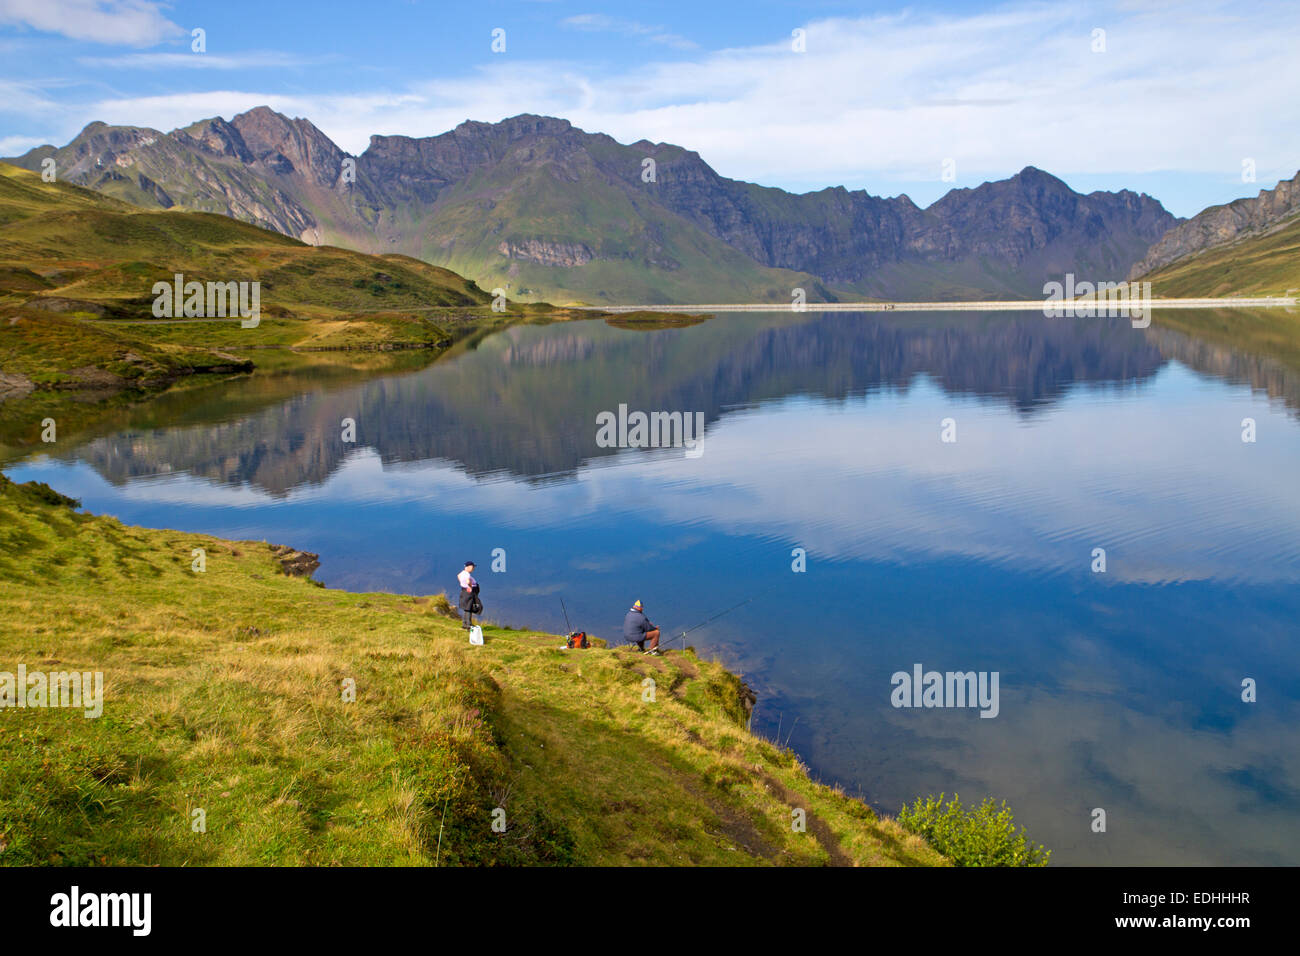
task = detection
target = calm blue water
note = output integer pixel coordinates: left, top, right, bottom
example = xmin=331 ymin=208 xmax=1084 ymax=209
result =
xmin=10 ymin=311 xmax=1300 ymax=865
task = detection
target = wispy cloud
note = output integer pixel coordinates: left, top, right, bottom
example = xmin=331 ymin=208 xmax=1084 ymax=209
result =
xmin=77 ymin=50 xmax=335 ymax=70
xmin=0 ymin=77 xmax=62 ymax=119
xmin=561 ymin=13 xmax=697 ymax=51
xmin=0 ymin=133 xmax=45 ymax=153
xmin=0 ymin=0 xmax=183 ymax=46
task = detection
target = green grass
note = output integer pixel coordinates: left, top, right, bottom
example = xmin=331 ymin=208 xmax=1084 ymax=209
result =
xmin=0 ymin=162 xmax=493 ymax=390
xmin=0 ymin=475 xmax=947 ymax=866
xmin=0 ymin=163 xmax=488 ymax=314
xmin=0 ymin=310 xmax=253 ymax=384
xmin=1142 ymin=213 xmax=1300 ymax=297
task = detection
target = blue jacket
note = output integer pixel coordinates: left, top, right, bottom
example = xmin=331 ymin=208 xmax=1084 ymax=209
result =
xmin=623 ymin=608 xmax=654 ymax=643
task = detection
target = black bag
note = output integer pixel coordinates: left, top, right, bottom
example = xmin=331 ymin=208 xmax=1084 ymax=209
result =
xmin=460 ymin=585 xmax=483 ymax=615
xmin=566 ymin=631 xmax=590 ymax=649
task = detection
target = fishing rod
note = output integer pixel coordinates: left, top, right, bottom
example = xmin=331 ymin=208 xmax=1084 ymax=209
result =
xmin=560 ymin=597 xmax=573 ymax=634
xmin=668 ymin=598 xmax=752 ymax=651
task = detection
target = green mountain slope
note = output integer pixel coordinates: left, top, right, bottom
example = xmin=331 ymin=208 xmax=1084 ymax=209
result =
xmin=406 ymin=150 xmax=834 ymax=305
xmin=1138 ymin=212 xmax=1300 ymax=297
xmin=0 ymin=162 xmax=487 ymax=317
xmin=0 ymin=162 xmax=495 ymax=393
xmin=1129 ymin=170 xmax=1299 ymax=281
xmin=0 ymin=163 xmax=663 ymax=463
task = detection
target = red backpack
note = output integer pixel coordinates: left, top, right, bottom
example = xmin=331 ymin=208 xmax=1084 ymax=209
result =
xmin=565 ymin=631 xmax=590 ymax=649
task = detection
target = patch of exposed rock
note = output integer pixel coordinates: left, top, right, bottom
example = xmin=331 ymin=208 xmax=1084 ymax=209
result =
xmin=498 ymin=239 xmax=594 ymax=267
xmin=270 ymin=544 xmax=321 ymax=577
xmin=0 ymin=372 xmax=35 ymax=401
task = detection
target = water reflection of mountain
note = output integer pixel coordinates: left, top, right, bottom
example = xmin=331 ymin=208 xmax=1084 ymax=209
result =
xmin=1145 ymin=324 xmax=1300 ymax=412
xmin=60 ymin=311 xmax=1293 ymax=495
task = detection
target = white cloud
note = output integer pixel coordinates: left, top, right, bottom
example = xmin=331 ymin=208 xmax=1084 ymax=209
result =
xmin=0 ymin=0 xmax=183 ymax=46
xmin=77 ymin=50 xmax=332 ymax=70
xmin=0 ymin=133 xmax=44 ymax=152
xmin=0 ymin=77 xmax=60 ymax=119
xmin=561 ymin=13 xmax=697 ymax=51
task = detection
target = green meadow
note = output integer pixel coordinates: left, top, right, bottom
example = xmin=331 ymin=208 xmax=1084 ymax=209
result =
xmin=0 ymin=476 xmax=945 ymax=866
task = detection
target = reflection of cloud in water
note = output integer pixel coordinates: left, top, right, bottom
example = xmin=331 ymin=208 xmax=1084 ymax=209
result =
xmin=823 ymin=688 xmax=1300 ymax=865
xmin=36 ymin=363 xmax=1300 ymax=586
xmin=710 ymin=599 xmax=1300 ymax=866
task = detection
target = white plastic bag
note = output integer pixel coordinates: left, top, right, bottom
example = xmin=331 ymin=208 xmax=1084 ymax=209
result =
xmin=468 ymin=625 xmax=484 ymax=646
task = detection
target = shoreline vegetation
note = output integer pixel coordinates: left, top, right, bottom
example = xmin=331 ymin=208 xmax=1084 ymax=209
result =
xmin=0 ymin=474 xmax=951 ymax=866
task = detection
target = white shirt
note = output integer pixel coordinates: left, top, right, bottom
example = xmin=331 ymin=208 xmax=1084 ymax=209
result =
xmin=458 ymin=568 xmax=476 ymax=590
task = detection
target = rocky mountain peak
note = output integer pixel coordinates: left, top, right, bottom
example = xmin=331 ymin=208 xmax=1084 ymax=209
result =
xmin=178 ymin=116 xmax=254 ymax=163
xmin=228 ymin=107 xmax=345 ymax=184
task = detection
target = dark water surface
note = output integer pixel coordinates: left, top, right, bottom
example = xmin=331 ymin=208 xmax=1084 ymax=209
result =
xmin=10 ymin=310 xmax=1300 ymax=865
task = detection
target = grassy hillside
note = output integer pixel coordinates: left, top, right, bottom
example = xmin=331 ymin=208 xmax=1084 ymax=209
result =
xmin=0 ymin=162 xmax=493 ymax=390
xmin=0 ymin=162 xmax=487 ymax=314
xmin=0 ymin=475 xmax=944 ymax=866
xmin=0 ymin=163 xmax=692 ymax=474
xmin=1139 ymin=212 xmax=1300 ymax=297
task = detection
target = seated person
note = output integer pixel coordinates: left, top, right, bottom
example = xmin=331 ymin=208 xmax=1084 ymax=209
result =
xmin=622 ymin=599 xmax=660 ymax=654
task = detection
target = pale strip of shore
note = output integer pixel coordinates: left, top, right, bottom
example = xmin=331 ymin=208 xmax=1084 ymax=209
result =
xmin=583 ymin=297 xmax=1297 ymax=313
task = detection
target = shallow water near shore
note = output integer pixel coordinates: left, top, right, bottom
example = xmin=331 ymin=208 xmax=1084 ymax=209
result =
xmin=10 ymin=309 xmax=1300 ymax=865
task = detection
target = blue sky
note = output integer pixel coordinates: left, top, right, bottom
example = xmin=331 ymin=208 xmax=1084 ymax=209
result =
xmin=1 ymin=0 xmax=1298 ymax=217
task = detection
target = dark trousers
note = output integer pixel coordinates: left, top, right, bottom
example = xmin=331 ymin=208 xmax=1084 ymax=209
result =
xmin=460 ymin=588 xmax=476 ymax=628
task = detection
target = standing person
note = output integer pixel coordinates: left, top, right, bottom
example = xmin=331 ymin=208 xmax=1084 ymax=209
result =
xmin=458 ymin=561 xmax=481 ymax=630
xmin=623 ymin=599 xmax=660 ymax=655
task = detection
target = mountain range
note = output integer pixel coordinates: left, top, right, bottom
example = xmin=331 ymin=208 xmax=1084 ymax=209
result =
xmin=7 ymin=108 xmax=1189 ymax=305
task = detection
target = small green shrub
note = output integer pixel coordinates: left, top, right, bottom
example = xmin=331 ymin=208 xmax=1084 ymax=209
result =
xmin=15 ymin=480 xmax=82 ymax=510
xmin=898 ymin=793 xmax=1050 ymax=867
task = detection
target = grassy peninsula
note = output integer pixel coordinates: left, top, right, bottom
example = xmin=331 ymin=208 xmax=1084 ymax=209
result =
xmin=0 ymin=476 xmax=944 ymax=866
